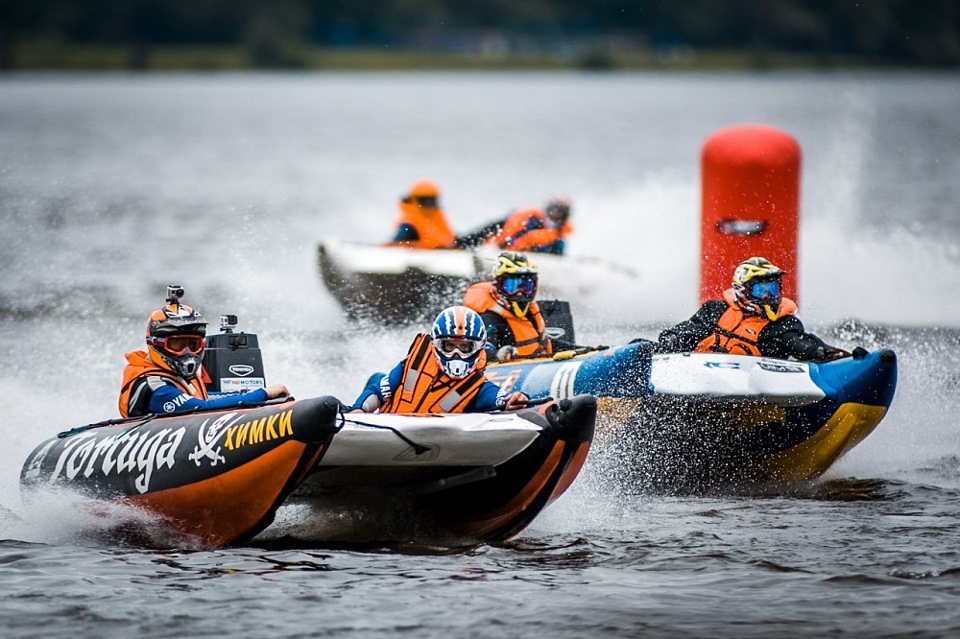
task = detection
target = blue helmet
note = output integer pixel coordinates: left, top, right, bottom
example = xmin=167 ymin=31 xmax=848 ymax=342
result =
xmin=431 ymin=306 xmax=486 ymax=379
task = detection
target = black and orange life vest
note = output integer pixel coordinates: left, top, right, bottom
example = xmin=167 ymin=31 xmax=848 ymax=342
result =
xmin=118 ymin=349 xmax=208 ymax=418
xmin=381 ymin=333 xmax=488 ymax=414
xmin=462 ymin=282 xmax=552 ymax=358
xmin=694 ymin=289 xmax=799 ymax=356
xmin=390 ymin=201 xmax=457 ymax=249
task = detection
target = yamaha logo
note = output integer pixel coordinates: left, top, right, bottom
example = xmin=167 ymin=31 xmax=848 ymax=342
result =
xmin=228 ymin=364 xmax=255 ymax=376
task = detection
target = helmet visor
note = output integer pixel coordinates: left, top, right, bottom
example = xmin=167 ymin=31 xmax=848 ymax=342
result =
xmin=414 ymin=196 xmax=439 ymax=209
xmin=500 ymin=275 xmax=537 ymax=297
xmin=750 ymin=280 xmax=781 ymax=300
xmin=434 ymin=337 xmax=483 ymax=358
xmin=149 ymin=334 xmax=205 ymax=355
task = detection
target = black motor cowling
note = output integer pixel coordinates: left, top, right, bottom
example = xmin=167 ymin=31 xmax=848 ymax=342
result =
xmin=202 ymin=314 xmax=267 ymax=393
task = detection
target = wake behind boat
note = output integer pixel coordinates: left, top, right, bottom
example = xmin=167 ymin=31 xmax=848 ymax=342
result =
xmin=19 ymin=394 xmax=597 ymax=549
xmin=317 ymin=236 xmax=638 ymax=322
xmin=485 ymin=343 xmax=898 ymax=489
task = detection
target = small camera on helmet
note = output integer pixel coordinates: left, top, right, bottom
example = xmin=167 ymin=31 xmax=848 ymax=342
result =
xmin=166 ymin=285 xmax=185 ymax=303
xmin=219 ymin=314 xmax=239 ymax=333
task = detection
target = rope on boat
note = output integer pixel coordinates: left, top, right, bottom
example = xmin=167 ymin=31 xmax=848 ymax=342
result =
xmin=335 ymin=409 xmax=432 ymax=456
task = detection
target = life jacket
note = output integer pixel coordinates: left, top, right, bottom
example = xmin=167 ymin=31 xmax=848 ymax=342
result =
xmin=390 ymin=200 xmax=457 ymax=249
xmin=381 ymin=333 xmax=489 ymax=414
xmin=118 ymin=349 xmax=208 ymax=418
xmin=462 ymin=282 xmax=552 ymax=358
xmin=694 ymin=289 xmax=799 ymax=356
xmin=489 ymin=207 xmax=571 ymax=252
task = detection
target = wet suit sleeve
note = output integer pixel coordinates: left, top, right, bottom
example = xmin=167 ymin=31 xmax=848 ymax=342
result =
xmin=758 ymin=316 xmax=834 ymax=361
xmin=656 ymin=300 xmax=726 ymax=353
xmin=455 ymin=218 xmax=507 ymax=248
xmin=351 ymin=362 xmax=404 ymax=410
xmin=391 ymin=224 xmax=420 ymax=243
xmin=466 ymin=380 xmax=507 ymax=412
xmin=147 ymin=384 xmax=269 ymax=415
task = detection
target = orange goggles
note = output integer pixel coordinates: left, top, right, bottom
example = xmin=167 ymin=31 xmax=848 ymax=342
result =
xmin=148 ymin=334 xmax=205 ymax=355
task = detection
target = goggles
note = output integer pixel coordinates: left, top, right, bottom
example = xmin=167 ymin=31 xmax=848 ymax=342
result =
xmin=499 ymin=275 xmax=537 ymax=297
xmin=148 ymin=334 xmax=205 ymax=355
xmin=414 ymin=196 xmax=439 ymax=208
xmin=434 ymin=336 xmax=483 ymax=358
xmin=750 ymin=280 xmax=781 ymax=300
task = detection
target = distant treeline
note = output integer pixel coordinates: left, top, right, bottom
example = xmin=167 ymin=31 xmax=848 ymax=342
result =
xmin=3 ymin=0 xmax=959 ymax=69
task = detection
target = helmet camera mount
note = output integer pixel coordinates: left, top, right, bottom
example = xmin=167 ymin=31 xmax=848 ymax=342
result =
xmin=166 ymin=284 xmax=185 ymax=305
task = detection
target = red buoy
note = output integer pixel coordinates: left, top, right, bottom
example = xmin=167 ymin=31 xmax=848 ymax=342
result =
xmin=700 ymin=124 xmax=801 ymax=304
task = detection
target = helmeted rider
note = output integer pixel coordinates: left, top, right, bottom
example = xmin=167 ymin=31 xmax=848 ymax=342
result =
xmin=489 ymin=196 xmax=573 ymax=255
xmin=388 ymin=179 xmax=459 ymax=249
xmin=656 ymin=257 xmax=848 ymax=361
xmin=463 ymin=251 xmax=578 ymax=362
xmin=455 ymin=196 xmax=574 ymax=254
xmin=119 ymin=286 xmax=290 ymax=418
xmin=350 ymin=305 xmax=529 ymax=414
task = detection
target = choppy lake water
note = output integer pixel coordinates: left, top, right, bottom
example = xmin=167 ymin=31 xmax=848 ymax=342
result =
xmin=1 ymin=71 xmax=959 ymax=638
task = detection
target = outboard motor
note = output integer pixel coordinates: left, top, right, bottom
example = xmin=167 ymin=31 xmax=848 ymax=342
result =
xmin=202 ymin=314 xmax=266 ymax=394
xmin=539 ymin=299 xmax=576 ymax=344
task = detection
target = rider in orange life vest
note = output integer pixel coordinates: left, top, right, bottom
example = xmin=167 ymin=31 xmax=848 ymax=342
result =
xmin=655 ymin=257 xmax=849 ymax=361
xmin=350 ymin=306 xmax=529 ymax=414
xmin=388 ymin=179 xmax=458 ymax=249
xmin=487 ymin=197 xmax=573 ymax=255
xmin=462 ymin=252 xmax=579 ymax=362
xmin=119 ymin=286 xmax=290 ymax=418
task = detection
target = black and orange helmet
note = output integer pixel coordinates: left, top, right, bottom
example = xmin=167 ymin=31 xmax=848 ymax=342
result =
xmin=144 ymin=286 xmax=207 ymax=379
xmin=404 ymin=179 xmax=441 ymax=209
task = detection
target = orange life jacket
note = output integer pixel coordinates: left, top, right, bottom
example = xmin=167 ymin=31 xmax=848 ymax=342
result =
xmin=694 ymin=289 xmax=799 ymax=356
xmin=381 ymin=333 xmax=488 ymax=414
xmin=118 ymin=349 xmax=208 ymax=418
xmin=489 ymin=207 xmax=571 ymax=252
xmin=390 ymin=200 xmax=457 ymax=249
xmin=462 ymin=282 xmax=552 ymax=358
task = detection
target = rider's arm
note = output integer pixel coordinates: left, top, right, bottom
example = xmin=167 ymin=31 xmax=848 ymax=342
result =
xmin=147 ymin=383 xmax=269 ymax=415
xmin=391 ymin=223 xmax=420 ymax=244
xmin=759 ymin=316 xmax=838 ymax=361
xmin=656 ymin=300 xmax=726 ymax=353
xmin=351 ymin=362 xmax=404 ymax=412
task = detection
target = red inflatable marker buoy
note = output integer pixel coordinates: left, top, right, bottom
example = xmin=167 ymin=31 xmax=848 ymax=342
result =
xmin=700 ymin=124 xmax=801 ymax=304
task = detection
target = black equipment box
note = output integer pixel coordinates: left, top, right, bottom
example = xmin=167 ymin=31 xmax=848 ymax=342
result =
xmin=539 ymin=299 xmax=576 ymax=344
xmin=202 ymin=315 xmax=266 ymax=394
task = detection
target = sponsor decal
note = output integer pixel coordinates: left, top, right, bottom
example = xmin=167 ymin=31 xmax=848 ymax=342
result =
xmin=36 ymin=409 xmax=289 ymax=495
xmin=47 ymin=426 xmax=188 ymax=494
xmin=715 ymin=219 xmax=768 ymax=236
xmin=550 ymin=361 xmax=582 ymax=399
xmin=486 ymin=368 xmax=521 ymax=394
xmin=163 ymin=392 xmax=193 ymax=413
xmin=704 ymin=361 xmax=741 ymax=370
xmin=544 ymin=326 xmax=566 ymax=339
xmin=219 ymin=377 xmax=266 ymax=392
xmin=228 ymin=364 xmax=255 ymax=376
xmin=188 ymin=412 xmax=243 ymax=467
xmin=222 ymin=409 xmax=294 ymax=451
xmin=758 ymin=360 xmax=806 ymax=373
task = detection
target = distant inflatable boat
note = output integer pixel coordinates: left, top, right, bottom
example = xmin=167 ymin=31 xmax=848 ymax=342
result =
xmin=20 ymin=394 xmax=596 ymax=548
xmin=317 ymin=236 xmax=638 ymax=322
xmin=486 ymin=343 xmax=898 ymax=488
